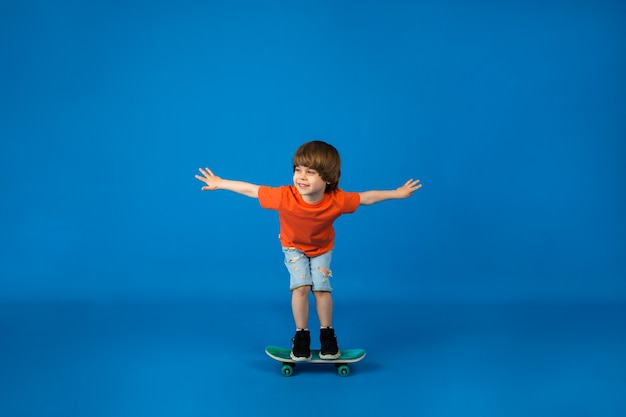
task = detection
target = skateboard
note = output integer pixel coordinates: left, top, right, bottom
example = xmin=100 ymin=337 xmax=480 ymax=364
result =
xmin=265 ymin=345 xmax=366 ymax=377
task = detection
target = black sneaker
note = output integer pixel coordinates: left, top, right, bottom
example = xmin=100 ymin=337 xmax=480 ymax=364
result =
xmin=319 ymin=327 xmax=341 ymax=359
xmin=290 ymin=329 xmax=311 ymax=361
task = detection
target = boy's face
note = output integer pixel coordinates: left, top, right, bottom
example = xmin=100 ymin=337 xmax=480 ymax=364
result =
xmin=293 ymin=165 xmax=328 ymax=203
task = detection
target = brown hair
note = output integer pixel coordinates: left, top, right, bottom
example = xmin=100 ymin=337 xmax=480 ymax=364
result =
xmin=293 ymin=140 xmax=341 ymax=192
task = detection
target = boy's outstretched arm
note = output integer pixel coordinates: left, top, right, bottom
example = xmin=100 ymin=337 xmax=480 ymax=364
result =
xmin=195 ymin=167 xmax=260 ymax=198
xmin=358 ymin=179 xmax=421 ymax=206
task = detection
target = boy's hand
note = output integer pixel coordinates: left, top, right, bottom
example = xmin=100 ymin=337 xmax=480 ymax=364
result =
xmin=195 ymin=167 xmax=222 ymax=191
xmin=396 ymin=179 xmax=422 ymax=198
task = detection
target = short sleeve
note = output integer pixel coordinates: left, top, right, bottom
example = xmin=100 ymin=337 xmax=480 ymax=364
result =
xmin=258 ymin=186 xmax=283 ymax=210
xmin=340 ymin=190 xmax=360 ymax=214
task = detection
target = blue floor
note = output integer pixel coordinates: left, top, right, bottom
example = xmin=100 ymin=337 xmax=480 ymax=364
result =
xmin=1 ymin=299 xmax=624 ymax=417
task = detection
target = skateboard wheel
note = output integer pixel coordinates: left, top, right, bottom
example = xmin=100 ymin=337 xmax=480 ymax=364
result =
xmin=281 ymin=364 xmax=294 ymax=377
xmin=337 ymin=365 xmax=350 ymax=377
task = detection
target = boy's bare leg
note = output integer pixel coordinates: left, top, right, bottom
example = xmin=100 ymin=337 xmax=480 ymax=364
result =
xmin=291 ymin=286 xmax=311 ymax=329
xmin=313 ymin=291 xmax=333 ymax=328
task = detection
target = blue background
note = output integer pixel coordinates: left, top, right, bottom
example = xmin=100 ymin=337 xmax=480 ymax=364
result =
xmin=1 ymin=0 xmax=625 ymax=416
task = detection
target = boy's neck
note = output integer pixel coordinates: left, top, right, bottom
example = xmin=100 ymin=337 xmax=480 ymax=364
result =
xmin=300 ymin=191 xmax=325 ymax=205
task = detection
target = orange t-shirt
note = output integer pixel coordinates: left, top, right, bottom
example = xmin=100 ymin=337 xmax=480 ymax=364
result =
xmin=258 ymin=185 xmax=360 ymax=257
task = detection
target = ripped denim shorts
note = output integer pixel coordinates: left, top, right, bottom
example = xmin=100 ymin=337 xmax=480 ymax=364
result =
xmin=282 ymin=247 xmax=333 ymax=292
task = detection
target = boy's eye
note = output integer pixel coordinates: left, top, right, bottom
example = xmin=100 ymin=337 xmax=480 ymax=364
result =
xmin=307 ymin=170 xmax=316 ymax=175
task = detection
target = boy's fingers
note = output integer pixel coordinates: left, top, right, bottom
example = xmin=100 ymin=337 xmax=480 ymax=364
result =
xmin=198 ymin=167 xmax=215 ymax=176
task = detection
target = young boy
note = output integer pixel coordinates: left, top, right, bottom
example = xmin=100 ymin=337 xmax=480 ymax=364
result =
xmin=195 ymin=140 xmax=421 ymax=360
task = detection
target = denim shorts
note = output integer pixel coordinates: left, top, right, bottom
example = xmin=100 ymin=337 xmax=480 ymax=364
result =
xmin=282 ymin=247 xmax=333 ymax=292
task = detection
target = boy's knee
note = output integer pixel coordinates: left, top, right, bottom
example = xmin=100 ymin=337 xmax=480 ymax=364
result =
xmin=312 ymin=290 xmax=332 ymax=298
xmin=292 ymin=285 xmax=311 ymax=296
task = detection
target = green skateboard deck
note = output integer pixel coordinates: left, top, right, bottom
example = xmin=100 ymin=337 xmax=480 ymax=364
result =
xmin=265 ymin=345 xmax=366 ymax=377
